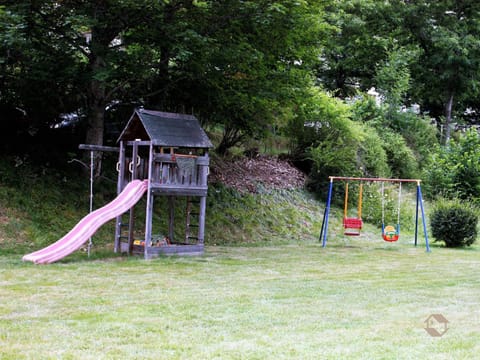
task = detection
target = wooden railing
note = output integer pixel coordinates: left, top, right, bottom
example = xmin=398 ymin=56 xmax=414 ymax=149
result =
xmin=151 ymin=154 xmax=209 ymax=189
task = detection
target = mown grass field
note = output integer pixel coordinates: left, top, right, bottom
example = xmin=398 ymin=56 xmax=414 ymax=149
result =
xmin=1 ymin=237 xmax=479 ymax=359
xmin=1 ymin=155 xmax=479 ymax=359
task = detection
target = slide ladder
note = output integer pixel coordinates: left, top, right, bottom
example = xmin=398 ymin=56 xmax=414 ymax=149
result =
xmin=185 ymin=197 xmax=200 ymax=244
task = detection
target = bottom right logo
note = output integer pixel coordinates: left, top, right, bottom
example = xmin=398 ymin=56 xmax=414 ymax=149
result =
xmin=424 ymin=314 xmax=449 ymax=337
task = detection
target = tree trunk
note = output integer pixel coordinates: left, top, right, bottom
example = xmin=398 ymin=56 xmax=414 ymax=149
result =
xmin=85 ymin=101 xmax=105 ymax=177
xmin=216 ymin=126 xmax=244 ymax=156
xmin=444 ymin=92 xmax=454 ymax=145
xmin=84 ymin=54 xmax=107 ymax=177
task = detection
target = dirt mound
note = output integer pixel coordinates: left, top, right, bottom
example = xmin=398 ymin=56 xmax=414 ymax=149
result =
xmin=210 ymin=155 xmax=306 ymax=193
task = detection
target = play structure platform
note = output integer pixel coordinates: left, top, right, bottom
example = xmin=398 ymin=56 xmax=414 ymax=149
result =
xmin=23 ymin=109 xmax=213 ymax=263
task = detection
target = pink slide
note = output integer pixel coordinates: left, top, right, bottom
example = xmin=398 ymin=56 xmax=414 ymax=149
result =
xmin=22 ymin=179 xmax=148 ymax=264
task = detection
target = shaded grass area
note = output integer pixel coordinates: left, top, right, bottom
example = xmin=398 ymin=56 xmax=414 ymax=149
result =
xmin=0 ymin=156 xmax=117 ymax=254
xmin=1 ymin=243 xmax=480 ymax=359
xmin=0 ymin=154 xmax=324 ymax=254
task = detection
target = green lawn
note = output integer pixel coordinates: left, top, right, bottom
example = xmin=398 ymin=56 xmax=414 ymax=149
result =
xmin=1 ymin=238 xmax=479 ymax=359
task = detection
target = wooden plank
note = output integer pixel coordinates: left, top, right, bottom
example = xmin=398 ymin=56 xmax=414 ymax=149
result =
xmin=144 ymin=144 xmax=155 ymax=259
xmin=198 ymin=196 xmax=207 ymax=244
xmin=168 ymin=196 xmax=175 ymax=242
xmin=132 ymin=244 xmax=204 ymax=257
xmin=79 ymin=144 xmax=120 ymax=152
xmin=126 ymin=140 xmax=151 ymax=146
xmin=154 ymin=153 xmax=210 ymax=165
xmin=114 ymin=141 xmax=126 ymax=253
xmin=150 ymin=184 xmax=208 ymax=197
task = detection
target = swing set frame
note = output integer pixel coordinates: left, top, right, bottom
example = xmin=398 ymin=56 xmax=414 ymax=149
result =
xmin=319 ymin=176 xmax=430 ymax=252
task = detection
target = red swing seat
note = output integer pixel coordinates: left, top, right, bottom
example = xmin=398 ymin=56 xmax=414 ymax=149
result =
xmin=343 ymin=217 xmax=363 ymax=236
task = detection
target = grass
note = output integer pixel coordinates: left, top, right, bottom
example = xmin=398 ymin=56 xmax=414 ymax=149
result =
xmin=1 ymin=154 xmax=480 ymax=358
xmin=1 ymin=240 xmax=480 ymax=359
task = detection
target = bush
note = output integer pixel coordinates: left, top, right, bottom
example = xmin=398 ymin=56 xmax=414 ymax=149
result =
xmin=430 ymin=200 xmax=478 ymax=248
xmin=423 ymin=129 xmax=480 ymax=201
xmin=357 ymin=125 xmax=391 ymax=178
xmin=287 ymin=88 xmax=365 ymax=194
xmin=379 ymin=129 xmax=419 ymax=179
xmin=389 ymin=111 xmax=438 ymax=167
xmin=351 ymin=96 xmax=435 ymax=179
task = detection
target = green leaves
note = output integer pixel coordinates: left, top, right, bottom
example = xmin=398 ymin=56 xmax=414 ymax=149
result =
xmin=431 ymin=198 xmax=478 ymax=247
xmin=423 ymin=129 xmax=480 ymax=200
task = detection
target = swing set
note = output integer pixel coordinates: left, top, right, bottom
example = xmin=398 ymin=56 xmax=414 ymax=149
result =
xmin=319 ymin=176 xmax=430 ymax=251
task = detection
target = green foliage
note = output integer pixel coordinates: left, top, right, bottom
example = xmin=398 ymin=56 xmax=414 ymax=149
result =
xmin=289 ymin=89 xmax=422 ymax=195
xmin=198 ymin=1 xmax=328 ymax=154
xmin=422 ymin=146 xmax=455 ymax=199
xmin=380 ymin=129 xmax=418 ymax=179
xmin=450 ymin=130 xmax=480 ymax=200
xmin=320 ymin=0 xmax=395 ymax=97
xmin=389 ymin=111 xmax=439 ymax=167
xmin=375 ymin=45 xmax=420 ymax=113
xmin=0 ymin=156 xmax=97 ymax=253
xmin=351 ymin=96 xmax=430 ymax=179
xmin=1 ymin=1 xmax=329 ymax=152
xmin=287 ymin=88 xmax=366 ymax=193
xmin=423 ymin=129 xmax=480 ymax=201
xmin=430 ymin=199 xmax=478 ymax=248
xmin=357 ymin=125 xmax=391 ymax=178
xmin=207 ymin=183 xmax=322 ymax=245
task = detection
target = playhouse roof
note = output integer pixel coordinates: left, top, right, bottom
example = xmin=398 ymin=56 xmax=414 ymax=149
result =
xmin=118 ymin=109 xmax=213 ymax=148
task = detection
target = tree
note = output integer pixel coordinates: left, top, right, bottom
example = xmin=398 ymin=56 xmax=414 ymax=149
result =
xmin=404 ymin=1 xmax=480 ymax=144
xmin=2 ymin=0 xmax=330 ymax=158
xmin=1 ymin=1 xmax=199 ymax=169
xmin=160 ymin=0 xmax=329 ymax=155
xmin=423 ymin=129 xmax=480 ymax=200
xmin=319 ymin=0 xmax=400 ymax=98
xmin=374 ymin=46 xmax=420 ymax=117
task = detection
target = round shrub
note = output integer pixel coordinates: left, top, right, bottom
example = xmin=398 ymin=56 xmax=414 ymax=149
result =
xmin=430 ymin=200 xmax=478 ymax=248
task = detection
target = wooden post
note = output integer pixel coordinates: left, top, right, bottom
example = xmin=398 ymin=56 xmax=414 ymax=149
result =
xmin=144 ymin=143 xmax=154 ymax=259
xmin=198 ymin=196 xmax=207 ymax=245
xmin=168 ymin=196 xmax=175 ymax=242
xmin=198 ymin=151 xmax=208 ymax=245
xmin=127 ymin=141 xmax=139 ymax=254
xmin=114 ymin=141 xmax=126 ymax=253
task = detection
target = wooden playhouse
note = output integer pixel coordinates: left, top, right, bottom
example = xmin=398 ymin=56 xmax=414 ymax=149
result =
xmin=115 ymin=108 xmax=212 ymax=258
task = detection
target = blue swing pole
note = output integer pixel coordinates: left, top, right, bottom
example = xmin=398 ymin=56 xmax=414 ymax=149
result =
xmin=321 ymin=178 xmax=334 ymax=247
xmin=415 ymin=184 xmax=419 ymax=246
xmin=417 ymin=181 xmax=431 ymax=252
xmin=319 ymin=207 xmax=327 ymax=242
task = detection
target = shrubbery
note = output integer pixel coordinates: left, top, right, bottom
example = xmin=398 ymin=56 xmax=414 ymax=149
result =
xmin=287 ymin=88 xmax=364 ymax=194
xmin=423 ymin=129 xmax=480 ymax=201
xmin=430 ymin=199 xmax=478 ymax=248
xmin=289 ymin=91 xmax=437 ymax=196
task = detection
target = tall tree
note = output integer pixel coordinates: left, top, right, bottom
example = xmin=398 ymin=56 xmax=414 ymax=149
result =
xmin=402 ymin=0 xmax=480 ymax=143
xmin=319 ymin=0 xmax=400 ymax=98
xmin=196 ymin=0 xmax=327 ymax=154
xmin=2 ymin=0 xmax=330 ymax=157
xmin=142 ymin=0 xmax=329 ymax=155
